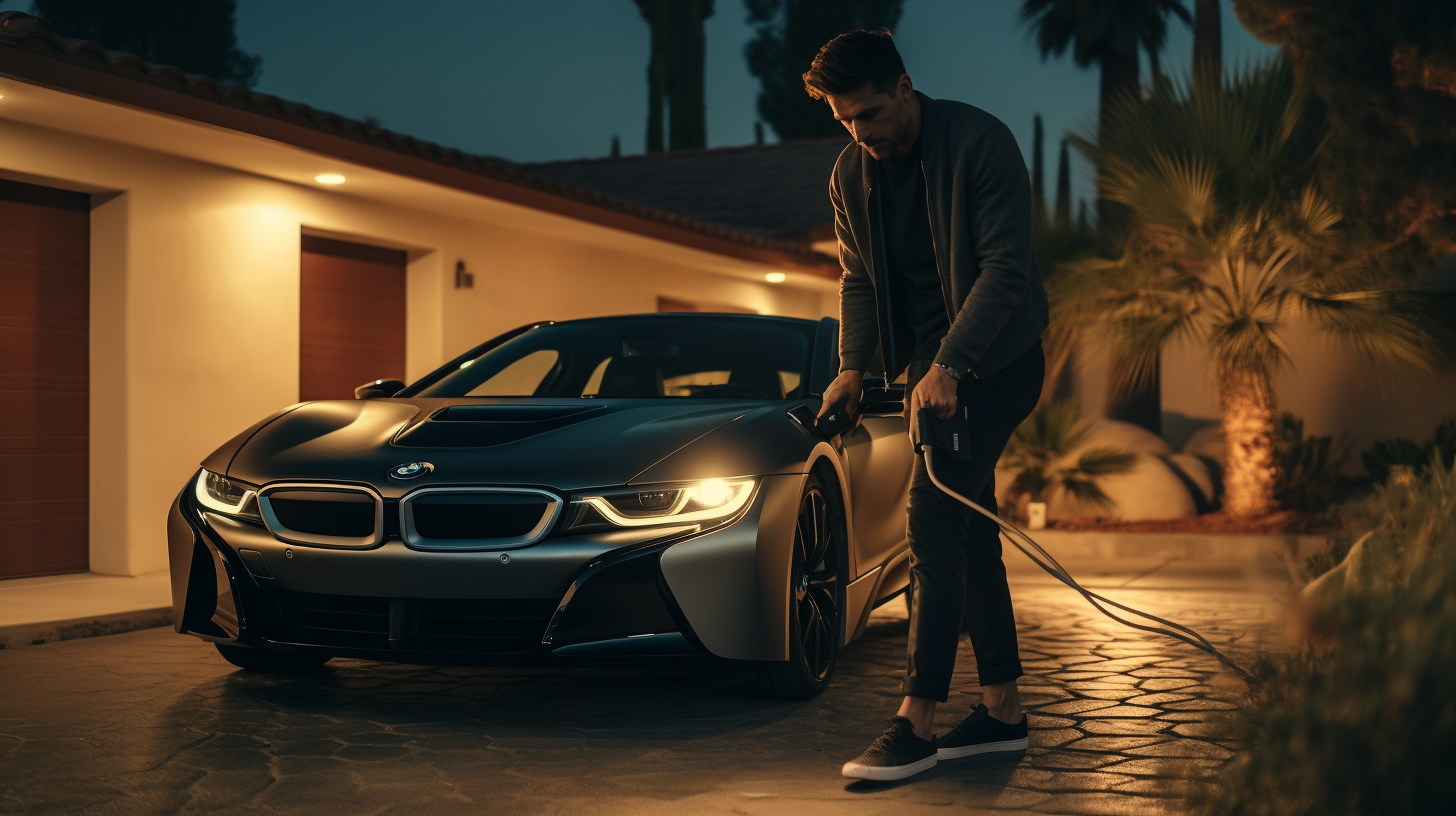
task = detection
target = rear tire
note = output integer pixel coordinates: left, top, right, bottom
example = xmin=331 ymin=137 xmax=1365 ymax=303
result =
xmin=741 ymin=472 xmax=843 ymax=700
xmin=214 ymin=643 xmax=331 ymax=672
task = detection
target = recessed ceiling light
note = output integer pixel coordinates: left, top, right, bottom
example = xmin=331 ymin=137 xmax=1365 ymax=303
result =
xmin=765 ymin=272 xmax=787 ymax=283
xmin=314 ymin=173 xmax=346 ymax=185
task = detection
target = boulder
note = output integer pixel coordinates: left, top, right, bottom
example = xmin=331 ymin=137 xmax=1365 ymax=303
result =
xmin=1083 ymin=418 xmax=1173 ymax=456
xmin=1183 ymin=424 xmax=1226 ymax=462
xmin=1166 ymin=452 xmax=1217 ymax=507
xmin=1047 ymin=453 xmax=1198 ymax=521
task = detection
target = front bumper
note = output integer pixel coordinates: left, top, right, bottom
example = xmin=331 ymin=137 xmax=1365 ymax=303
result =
xmin=167 ymin=472 xmax=805 ymax=665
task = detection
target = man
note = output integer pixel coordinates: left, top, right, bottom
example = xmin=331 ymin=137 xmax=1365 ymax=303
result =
xmin=808 ymin=29 xmax=1048 ymax=781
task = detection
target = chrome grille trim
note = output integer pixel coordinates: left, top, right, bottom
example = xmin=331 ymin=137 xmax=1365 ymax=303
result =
xmin=400 ymin=487 xmax=562 ymax=552
xmin=256 ymin=483 xmax=384 ymax=549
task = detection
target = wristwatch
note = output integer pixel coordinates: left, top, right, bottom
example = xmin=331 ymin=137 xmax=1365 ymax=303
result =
xmin=933 ymin=363 xmax=963 ymax=381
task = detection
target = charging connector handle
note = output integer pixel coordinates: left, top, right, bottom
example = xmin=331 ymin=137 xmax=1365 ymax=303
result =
xmin=913 ymin=409 xmax=1252 ymax=681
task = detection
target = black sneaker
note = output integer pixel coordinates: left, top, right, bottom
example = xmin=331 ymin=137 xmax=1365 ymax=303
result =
xmin=937 ymin=704 xmax=1029 ymax=759
xmin=841 ymin=716 xmax=938 ymax=780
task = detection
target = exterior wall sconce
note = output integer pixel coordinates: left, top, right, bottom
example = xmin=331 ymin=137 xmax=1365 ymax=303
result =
xmin=454 ymin=260 xmax=475 ymax=289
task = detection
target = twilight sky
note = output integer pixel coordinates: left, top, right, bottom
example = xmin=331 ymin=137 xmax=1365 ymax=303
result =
xmin=6 ymin=0 xmax=1278 ymax=207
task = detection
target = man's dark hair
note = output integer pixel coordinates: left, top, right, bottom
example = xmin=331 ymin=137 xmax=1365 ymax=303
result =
xmin=802 ymin=28 xmax=906 ymax=100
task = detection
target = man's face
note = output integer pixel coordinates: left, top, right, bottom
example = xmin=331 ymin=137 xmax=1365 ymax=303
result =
xmin=824 ymin=74 xmax=914 ymax=160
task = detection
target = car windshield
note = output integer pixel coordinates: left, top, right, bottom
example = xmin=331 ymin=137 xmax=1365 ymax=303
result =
xmin=413 ymin=315 xmax=815 ymax=400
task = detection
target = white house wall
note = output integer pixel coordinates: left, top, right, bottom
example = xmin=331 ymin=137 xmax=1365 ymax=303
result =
xmin=0 ymin=116 xmax=837 ymax=578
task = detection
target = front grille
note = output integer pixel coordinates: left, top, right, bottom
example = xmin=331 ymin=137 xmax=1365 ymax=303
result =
xmin=273 ymin=591 xmax=555 ymax=654
xmin=401 ymin=488 xmax=561 ymax=551
xmin=411 ymin=494 xmax=549 ymax=539
xmin=269 ymin=495 xmax=376 ymax=536
xmin=258 ymin=486 xmax=381 ymax=548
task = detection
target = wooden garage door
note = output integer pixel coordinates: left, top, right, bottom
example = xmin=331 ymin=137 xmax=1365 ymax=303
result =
xmin=299 ymin=236 xmax=407 ymax=401
xmin=0 ymin=180 xmax=90 ymax=580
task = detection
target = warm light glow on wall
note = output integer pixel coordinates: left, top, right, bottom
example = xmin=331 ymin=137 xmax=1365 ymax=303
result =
xmin=314 ymin=173 xmax=346 ymax=185
xmin=765 ymin=272 xmax=787 ymax=283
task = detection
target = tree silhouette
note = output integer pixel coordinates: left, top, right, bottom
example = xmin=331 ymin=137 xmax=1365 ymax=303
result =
xmin=744 ymin=0 xmax=904 ymax=141
xmin=1032 ymin=114 xmax=1047 ymax=224
xmin=1019 ymin=0 xmax=1191 ymax=233
xmin=1054 ymin=139 xmax=1072 ymax=228
xmin=1192 ymin=0 xmax=1221 ymax=85
xmin=1020 ymin=0 xmax=1192 ymax=433
xmin=1234 ymin=0 xmax=1456 ymax=270
xmin=635 ymin=0 xmax=714 ymax=152
xmin=32 ymin=0 xmax=261 ymax=87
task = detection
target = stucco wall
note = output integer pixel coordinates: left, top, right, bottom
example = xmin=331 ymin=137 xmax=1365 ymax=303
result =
xmin=1161 ymin=315 xmax=1456 ymax=458
xmin=1 ymin=117 xmax=836 ymax=577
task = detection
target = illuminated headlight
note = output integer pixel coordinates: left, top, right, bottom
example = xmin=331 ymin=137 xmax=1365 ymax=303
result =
xmin=194 ymin=469 xmax=259 ymax=518
xmin=579 ymin=478 xmax=756 ymax=527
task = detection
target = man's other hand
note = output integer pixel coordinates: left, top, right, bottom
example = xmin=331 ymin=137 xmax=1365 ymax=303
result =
xmin=909 ymin=365 xmax=958 ymax=422
xmin=819 ymin=370 xmax=864 ymax=420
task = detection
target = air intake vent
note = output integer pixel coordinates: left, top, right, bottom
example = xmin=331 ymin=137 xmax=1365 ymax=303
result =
xmin=273 ymin=591 xmax=554 ymax=654
xmin=393 ymin=405 xmax=606 ymax=447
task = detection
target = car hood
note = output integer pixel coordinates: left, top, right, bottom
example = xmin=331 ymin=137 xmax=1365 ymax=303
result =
xmin=220 ymin=398 xmax=769 ymax=495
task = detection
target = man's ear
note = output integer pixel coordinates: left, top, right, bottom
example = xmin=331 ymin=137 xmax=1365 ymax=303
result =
xmin=896 ymin=73 xmax=913 ymax=100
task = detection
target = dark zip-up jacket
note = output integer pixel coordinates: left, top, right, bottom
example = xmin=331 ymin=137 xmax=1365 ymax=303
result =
xmin=831 ymin=93 xmax=1049 ymax=380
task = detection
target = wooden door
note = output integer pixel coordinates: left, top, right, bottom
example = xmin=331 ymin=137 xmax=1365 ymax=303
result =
xmin=299 ymin=236 xmax=407 ymax=401
xmin=0 ymin=180 xmax=90 ymax=579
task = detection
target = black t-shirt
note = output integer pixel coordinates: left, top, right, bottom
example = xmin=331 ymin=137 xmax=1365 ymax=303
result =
xmin=878 ymin=137 xmax=949 ymax=376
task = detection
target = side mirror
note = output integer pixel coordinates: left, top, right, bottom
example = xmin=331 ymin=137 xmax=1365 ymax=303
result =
xmin=355 ymin=379 xmax=405 ymax=399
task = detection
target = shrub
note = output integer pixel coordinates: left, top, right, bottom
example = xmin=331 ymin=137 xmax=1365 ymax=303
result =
xmin=1273 ymin=412 xmax=1347 ymax=512
xmin=1360 ymin=416 xmax=1456 ymax=485
xmin=1191 ymin=458 xmax=1456 ymax=815
xmin=1000 ymin=401 xmax=1136 ymax=512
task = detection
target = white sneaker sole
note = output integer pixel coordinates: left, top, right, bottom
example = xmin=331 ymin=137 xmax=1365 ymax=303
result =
xmin=936 ymin=736 xmax=1029 ymax=760
xmin=841 ymin=754 xmax=938 ymax=781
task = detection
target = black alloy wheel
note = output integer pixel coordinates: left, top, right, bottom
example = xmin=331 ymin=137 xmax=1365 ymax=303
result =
xmin=742 ymin=473 xmax=842 ymax=699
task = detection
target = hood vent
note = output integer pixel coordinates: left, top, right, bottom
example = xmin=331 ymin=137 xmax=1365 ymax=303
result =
xmin=394 ymin=404 xmax=607 ymax=448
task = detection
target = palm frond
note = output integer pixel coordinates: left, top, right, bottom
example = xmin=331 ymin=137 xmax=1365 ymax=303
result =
xmin=1075 ymin=447 xmax=1139 ymax=476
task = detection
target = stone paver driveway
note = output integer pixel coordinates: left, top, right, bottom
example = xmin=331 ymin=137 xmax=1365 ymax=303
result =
xmin=0 ymin=561 xmax=1280 ymax=815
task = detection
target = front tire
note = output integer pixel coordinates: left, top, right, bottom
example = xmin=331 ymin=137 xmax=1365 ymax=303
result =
xmin=214 ymin=643 xmax=331 ymax=672
xmin=741 ymin=473 xmax=843 ymax=699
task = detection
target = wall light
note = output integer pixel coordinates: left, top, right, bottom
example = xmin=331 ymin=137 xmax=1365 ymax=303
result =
xmin=765 ymin=272 xmax=787 ymax=283
xmin=314 ymin=173 xmax=346 ymax=185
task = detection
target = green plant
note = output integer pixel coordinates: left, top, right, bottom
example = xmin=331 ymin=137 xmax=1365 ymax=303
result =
xmin=1192 ymin=459 xmax=1456 ymax=815
xmin=1068 ymin=59 xmax=1439 ymax=517
xmin=1001 ymin=401 xmax=1137 ymax=509
xmin=1361 ymin=416 xmax=1456 ymax=484
xmin=1273 ymin=412 xmax=1347 ymax=512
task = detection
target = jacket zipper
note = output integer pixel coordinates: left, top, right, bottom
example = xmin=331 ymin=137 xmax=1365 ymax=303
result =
xmin=920 ymin=161 xmax=954 ymax=327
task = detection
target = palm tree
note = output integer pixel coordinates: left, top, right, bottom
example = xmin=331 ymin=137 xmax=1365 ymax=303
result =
xmin=1003 ymin=401 xmax=1138 ymax=510
xmin=1020 ymin=0 xmax=1193 ymax=432
xmin=1068 ymin=60 xmax=1439 ymax=517
xmin=1019 ymin=0 xmax=1192 ymax=168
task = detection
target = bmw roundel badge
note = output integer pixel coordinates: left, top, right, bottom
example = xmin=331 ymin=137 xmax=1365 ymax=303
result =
xmin=389 ymin=461 xmax=434 ymax=480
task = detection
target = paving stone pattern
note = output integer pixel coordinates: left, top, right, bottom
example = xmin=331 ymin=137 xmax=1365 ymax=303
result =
xmin=0 ymin=579 xmax=1277 ymax=816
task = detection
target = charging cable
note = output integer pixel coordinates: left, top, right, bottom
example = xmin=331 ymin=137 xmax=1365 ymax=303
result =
xmin=920 ymin=444 xmax=1255 ymax=682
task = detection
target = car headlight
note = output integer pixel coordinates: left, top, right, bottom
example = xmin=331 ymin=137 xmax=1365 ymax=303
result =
xmin=578 ymin=477 xmax=756 ymax=528
xmin=194 ymin=469 xmax=260 ymax=518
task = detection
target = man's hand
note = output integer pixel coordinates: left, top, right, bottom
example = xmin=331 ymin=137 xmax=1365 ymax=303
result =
xmin=818 ymin=370 xmax=864 ymax=420
xmin=908 ymin=365 xmax=958 ymax=425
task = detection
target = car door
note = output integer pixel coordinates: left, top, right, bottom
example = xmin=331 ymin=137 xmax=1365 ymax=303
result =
xmin=840 ymin=380 xmax=914 ymax=578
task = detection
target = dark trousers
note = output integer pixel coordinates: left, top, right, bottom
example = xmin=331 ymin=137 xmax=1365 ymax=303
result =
xmin=902 ymin=343 xmax=1044 ymax=701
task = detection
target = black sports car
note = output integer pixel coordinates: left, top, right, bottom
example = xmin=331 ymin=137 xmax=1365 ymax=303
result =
xmin=168 ymin=313 xmax=914 ymax=698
